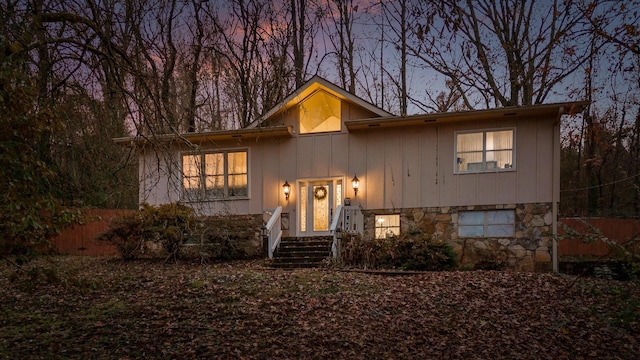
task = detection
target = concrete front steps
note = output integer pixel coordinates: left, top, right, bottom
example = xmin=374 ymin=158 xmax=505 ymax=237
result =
xmin=269 ymin=236 xmax=333 ymax=269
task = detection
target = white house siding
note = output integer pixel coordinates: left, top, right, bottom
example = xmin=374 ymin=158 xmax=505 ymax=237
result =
xmin=120 ymin=77 xmax=585 ymax=271
xmin=136 ymin=106 xmax=557 ymax=229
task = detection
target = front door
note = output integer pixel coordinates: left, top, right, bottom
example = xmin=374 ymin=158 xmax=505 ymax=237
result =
xmin=299 ymin=179 xmax=342 ymax=236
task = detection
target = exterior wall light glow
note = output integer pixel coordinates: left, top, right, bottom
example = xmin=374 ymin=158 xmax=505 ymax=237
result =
xmin=351 ymin=174 xmax=360 ymax=198
xmin=283 ymin=180 xmax=291 ymax=201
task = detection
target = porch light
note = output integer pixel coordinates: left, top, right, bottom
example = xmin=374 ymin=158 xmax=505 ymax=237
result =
xmin=283 ymin=180 xmax=291 ymax=201
xmin=351 ymin=174 xmax=360 ymax=198
xmin=335 ymin=227 xmax=343 ymax=240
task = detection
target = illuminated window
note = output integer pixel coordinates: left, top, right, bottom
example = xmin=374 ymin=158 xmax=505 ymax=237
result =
xmin=455 ymin=129 xmax=514 ymax=173
xmin=299 ymin=90 xmax=341 ymax=134
xmin=459 ymin=210 xmax=515 ymax=238
xmin=375 ymin=214 xmax=400 ymax=239
xmin=182 ymin=151 xmax=248 ymax=199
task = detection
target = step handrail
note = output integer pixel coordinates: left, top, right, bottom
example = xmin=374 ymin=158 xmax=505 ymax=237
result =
xmin=265 ymin=206 xmax=283 ymax=259
xmin=329 ymin=205 xmax=344 ymax=258
xmin=329 ymin=205 xmax=364 ymax=258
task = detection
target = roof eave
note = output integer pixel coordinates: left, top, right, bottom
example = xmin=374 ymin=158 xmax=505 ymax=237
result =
xmin=113 ymin=125 xmax=294 ymax=148
xmin=345 ymin=102 xmax=589 ymax=131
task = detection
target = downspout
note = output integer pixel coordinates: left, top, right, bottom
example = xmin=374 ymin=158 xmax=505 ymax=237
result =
xmin=552 ymin=107 xmax=564 ymax=272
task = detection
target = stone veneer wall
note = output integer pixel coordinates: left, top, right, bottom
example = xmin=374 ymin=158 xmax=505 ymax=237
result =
xmin=362 ymin=203 xmax=554 ymax=272
xmin=182 ymin=214 xmax=264 ymax=259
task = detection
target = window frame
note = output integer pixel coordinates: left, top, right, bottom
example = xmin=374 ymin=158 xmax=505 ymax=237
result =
xmin=374 ymin=214 xmax=401 ymax=239
xmin=454 ymin=128 xmax=516 ymax=174
xmin=181 ymin=149 xmax=249 ymax=200
xmin=458 ymin=210 xmax=515 ymax=238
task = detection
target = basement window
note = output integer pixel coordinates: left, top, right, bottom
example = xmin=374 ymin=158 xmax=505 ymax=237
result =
xmin=375 ymin=214 xmax=400 ymax=239
xmin=458 ymin=210 xmax=515 ymax=238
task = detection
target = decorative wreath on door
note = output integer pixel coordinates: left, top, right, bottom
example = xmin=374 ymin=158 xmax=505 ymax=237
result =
xmin=313 ymin=186 xmax=328 ymax=200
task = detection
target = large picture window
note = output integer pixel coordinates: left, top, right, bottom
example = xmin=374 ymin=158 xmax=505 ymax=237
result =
xmin=182 ymin=151 xmax=248 ymax=199
xmin=458 ymin=210 xmax=515 ymax=238
xmin=456 ymin=129 xmax=514 ymax=173
xmin=299 ymin=90 xmax=341 ymax=134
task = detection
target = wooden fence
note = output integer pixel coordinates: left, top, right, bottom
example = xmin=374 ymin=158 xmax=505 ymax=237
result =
xmin=558 ymin=218 xmax=640 ymax=257
xmin=51 ymin=209 xmax=133 ymax=256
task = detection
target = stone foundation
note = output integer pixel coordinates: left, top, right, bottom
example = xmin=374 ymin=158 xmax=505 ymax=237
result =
xmin=363 ymin=203 xmax=554 ymax=272
xmin=182 ymin=214 xmax=263 ymax=259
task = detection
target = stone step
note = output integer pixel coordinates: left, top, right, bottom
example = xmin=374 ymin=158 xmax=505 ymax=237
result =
xmin=272 ymin=256 xmax=327 ymax=264
xmin=269 ymin=237 xmax=333 ymax=269
xmin=280 ymin=241 xmax=331 ymax=248
xmin=275 ymin=250 xmax=329 ymax=257
xmin=270 ymin=262 xmax=323 ymax=269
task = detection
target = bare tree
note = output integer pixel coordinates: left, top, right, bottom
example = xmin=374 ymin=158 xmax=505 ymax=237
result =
xmin=323 ymin=0 xmax=358 ymax=94
xmin=380 ymin=0 xmax=411 ymax=115
xmin=580 ymin=1 xmax=640 ymax=56
xmin=410 ymin=0 xmax=599 ymax=108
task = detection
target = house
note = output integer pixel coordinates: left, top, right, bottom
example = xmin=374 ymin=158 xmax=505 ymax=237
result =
xmin=114 ymin=76 xmax=587 ymax=271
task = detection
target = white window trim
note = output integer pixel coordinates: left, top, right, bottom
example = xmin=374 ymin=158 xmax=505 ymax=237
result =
xmin=181 ymin=149 xmax=249 ymax=201
xmin=454 ymin=128 xmax=516 ymax=174
xmin=458 ymin=210 xmax=515 ymax=238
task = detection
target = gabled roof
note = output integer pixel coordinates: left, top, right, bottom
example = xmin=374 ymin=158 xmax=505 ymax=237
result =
xmin=246 ymin=75 xmax=393 ymax=128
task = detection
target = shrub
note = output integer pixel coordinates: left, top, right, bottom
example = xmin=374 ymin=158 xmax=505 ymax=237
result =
xmin=144 ymin=203 xmax=196 ymax=262
xmin=341 ymin=233 xmax=457 ymax=271
xmin=98 ymin=203 xmax=196 ymax=261
xmin=97 ymin=211 xmax=146 ymax=260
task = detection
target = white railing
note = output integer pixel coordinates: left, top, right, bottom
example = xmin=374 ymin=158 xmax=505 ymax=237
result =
xmin=265 ymin=206 xmax=283 ymax=259
xmin=329 ymin=205 xmax=364 ymax=258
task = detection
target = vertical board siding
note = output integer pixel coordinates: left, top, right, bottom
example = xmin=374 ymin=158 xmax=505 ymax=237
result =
xmin=421 ymin=127 xmax=439 ymax=205
xmin=297 ymin=136 xmax=314 ymax=179
xmin=402 ymin=130 xmax=421 ymax=208
xmin=365 ymin=131 xmax=385 ymax=209
xmin=536 ymin=122 xmax=554 ymax=200
xmin=313 ymin=135 xmax=332 ymax=177
xmin=330 ymin=133 xmax=349 ymax=177
xmin=385 ymin=132 xmax=403 ymax=209
xmin=515 ymin=121 xmax=538 ymax=203
xmin=51 ymin=209 xmax=133 ymax=256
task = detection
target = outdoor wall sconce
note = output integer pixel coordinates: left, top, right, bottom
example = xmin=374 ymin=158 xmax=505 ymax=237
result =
xmin=283 ymin=180 xmax=291 ymax=201
xmin=351 ymin=174 xmax=360 ymax=198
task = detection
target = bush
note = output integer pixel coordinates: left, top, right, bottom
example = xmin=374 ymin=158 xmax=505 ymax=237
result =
xmin=341 ymin=234 xmax=457 ymax=271
xmin=97 ymin=211 xmax=146 ymax=260
xmin=98 ymin=203 xmax=196 ymax=261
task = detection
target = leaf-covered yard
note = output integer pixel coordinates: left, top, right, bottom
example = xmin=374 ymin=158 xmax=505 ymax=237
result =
xmin=1 ymin=257 xmax=638 ymax=359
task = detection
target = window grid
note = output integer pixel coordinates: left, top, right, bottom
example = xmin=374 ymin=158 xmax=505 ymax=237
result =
xmin=375 ymin=214 xmax=400 ymax=239
xmin=182 ymin=151 xmax=248 ymax=199
xmin=455 ymin=129 xmax=514 ymax=173
xmin=458 ymin=210 xmax=515 ymax=238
